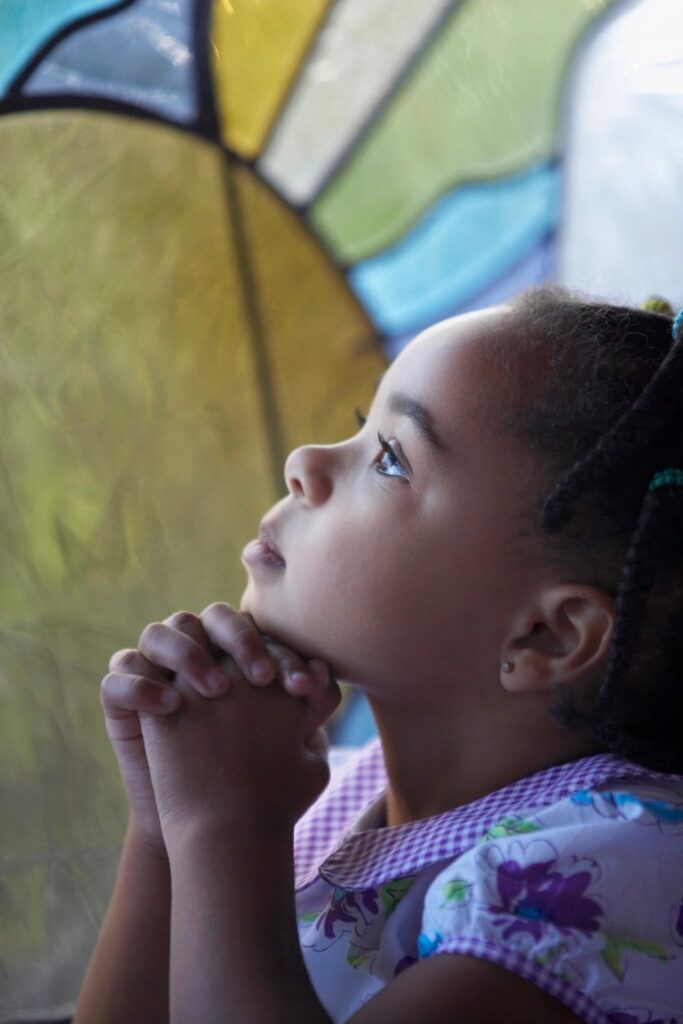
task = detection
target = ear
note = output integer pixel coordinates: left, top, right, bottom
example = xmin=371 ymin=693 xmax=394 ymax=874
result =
xmin=499 ymin=585 xmax=615 ymax=694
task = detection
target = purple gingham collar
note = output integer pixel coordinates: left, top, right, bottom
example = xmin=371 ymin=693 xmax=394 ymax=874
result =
xmin=294 ymin=737 xmax=682 ymax=892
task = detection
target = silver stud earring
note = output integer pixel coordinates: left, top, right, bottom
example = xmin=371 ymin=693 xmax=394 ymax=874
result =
xmin=501 ymin=661 xmax=514 ymax=673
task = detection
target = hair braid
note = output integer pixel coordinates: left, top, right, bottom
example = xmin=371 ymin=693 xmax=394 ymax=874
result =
xmin=506 ymin=285 xmax=683 ymax=771
xmin=541 ymin=321 xmax=683 ymax=534
xmin=589 ymin=490 xmax=664 ymax=744
xmin=589 ymin=485 xmax=683 ymax=767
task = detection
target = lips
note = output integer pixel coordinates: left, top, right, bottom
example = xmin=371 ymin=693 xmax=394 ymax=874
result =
xmin=258 ymin=523 xmax=285 ymax=565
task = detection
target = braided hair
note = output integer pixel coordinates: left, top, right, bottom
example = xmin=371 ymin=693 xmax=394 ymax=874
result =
xmin=500 ymin=285 xmax=683 ymax=772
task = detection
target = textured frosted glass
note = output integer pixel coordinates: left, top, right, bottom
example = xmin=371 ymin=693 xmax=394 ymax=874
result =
xmin=211 ymin=0 xmax=331 ymax=158
xmin=349 ymin=163 xmax=559 ymax=335
xmin=258 ymin=0 xmax=456 ymax=205
xmin=24 ymin=0 xmax=197 ymax=123
xmin=0 ymin=0 xmax=118 ymax=91
xmin=311 ymin=0 xmax=604 ymax=262
xmin=559 ymin=0 xmax=683 ymax=308
xmin=0 ymin=109 xmax=382 ymax=1015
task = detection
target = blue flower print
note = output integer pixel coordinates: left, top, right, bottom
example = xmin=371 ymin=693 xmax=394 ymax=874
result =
xmin=571 ymin=789 xmax=683 ymax=834
xmin=417 ymin=929 xmax=443 ymax=959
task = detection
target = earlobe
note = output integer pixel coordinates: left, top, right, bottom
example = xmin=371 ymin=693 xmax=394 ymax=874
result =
xmin=499 ymin=585 xmax=615 ymax=695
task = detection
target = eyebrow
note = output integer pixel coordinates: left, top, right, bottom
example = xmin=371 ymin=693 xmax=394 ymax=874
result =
xmin=386 ymin=391 xmax=450 ymax=456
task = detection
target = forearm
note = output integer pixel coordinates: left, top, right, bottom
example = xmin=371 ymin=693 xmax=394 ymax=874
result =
xmin=168 ymin=823 xmax=331 ymax=1024
xmin=73 ymin=821 xmax=171 ymax=1024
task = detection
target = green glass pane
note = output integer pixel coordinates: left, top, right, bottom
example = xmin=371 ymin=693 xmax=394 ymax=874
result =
xmin=311 ymin=0 xmax=608 ymax=262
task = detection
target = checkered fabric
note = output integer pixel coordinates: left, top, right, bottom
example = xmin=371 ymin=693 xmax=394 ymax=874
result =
xmin=434 ymin=937 xmax=610 ymax=1024
xmin=294 ymin=738 xmax=681 ymax=891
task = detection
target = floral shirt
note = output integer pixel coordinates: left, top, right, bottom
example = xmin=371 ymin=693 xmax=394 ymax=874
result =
xmin=293 ymin=739 xmax=683 ymax=1024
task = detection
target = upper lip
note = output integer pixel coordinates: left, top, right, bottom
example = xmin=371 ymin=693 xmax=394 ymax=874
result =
xmin=259 ymin=522 xmax=285 ymax=563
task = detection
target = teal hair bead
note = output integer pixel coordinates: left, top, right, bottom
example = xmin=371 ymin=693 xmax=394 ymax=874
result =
xmin=649 ymin=469 xmax=683 ymax=491
xmin=673 ymin=308 xmax=683 ymax=340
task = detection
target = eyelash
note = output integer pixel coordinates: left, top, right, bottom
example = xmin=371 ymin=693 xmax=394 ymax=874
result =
xmin=354 ymin=408 xmax=408 ymax=481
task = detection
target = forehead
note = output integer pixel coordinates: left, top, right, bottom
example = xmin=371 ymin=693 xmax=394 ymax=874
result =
xmin=378 ymin=308 xmax=514 ymax=429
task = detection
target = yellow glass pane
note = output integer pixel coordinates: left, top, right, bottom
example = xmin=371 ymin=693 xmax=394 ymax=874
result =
xmin=0 ymin=109 xmax=382 ymax=1009
xmin=232 ymin=161 xmax=384 ymax=453
xmin=211 ymin=0 xmax=331 ymax=157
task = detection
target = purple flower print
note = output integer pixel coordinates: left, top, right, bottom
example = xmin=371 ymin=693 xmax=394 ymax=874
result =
xmin=671 ymin=897 xmax=683 ymax=947
xmin=393 ymin=954 xmax=418 ymax=976
xmin=318 ymin=886 xmax=379 ymax=940
xmin=607 ymin=1011 xmax=674 ymax=1024
xmin=301 ymin=885 xmax=381 ymax=952
xmin=483 ymin=840 xmax=603 ymax=942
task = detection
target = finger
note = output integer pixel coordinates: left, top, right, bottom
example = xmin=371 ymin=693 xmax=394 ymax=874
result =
xmin=100 ymin=671 xmax=181 ymax=721
xmin=302 ymin=677 xmax=342 ymax=742
xmin=138 ymin=621 xmax=232 ymax=696
xmin=260 ymin=638 xmax=320 ymax=696
xmin=163 ymin=610 xmax=216 ymax=656
xmin=108 ymin=648 xmax=173 ymax=682
xmin=199 ymin=602 xmax=277 ymax=685
xmin=305 ymin=726 xmax=330 ymax=760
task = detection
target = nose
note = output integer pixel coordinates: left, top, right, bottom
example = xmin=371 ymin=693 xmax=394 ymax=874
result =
xmin=284 ymin=444 xmax=334 ymax=506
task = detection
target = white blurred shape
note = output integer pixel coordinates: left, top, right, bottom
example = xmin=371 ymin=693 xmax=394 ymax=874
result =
xmin=559 ymin=0 xmax=683 ymax=308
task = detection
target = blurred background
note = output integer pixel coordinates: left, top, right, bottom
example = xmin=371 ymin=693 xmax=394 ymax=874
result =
xmin=1 ymin=0 xmax=682 ymax=1017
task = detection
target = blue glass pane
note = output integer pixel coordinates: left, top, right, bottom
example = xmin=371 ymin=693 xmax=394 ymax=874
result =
xmin=349 ymin=161 xmax=560 ymax=337
xmin=382 ymin=236 xmax=557 ymax=360
xmin=24 ymin=0 xmax=196 ymax=123
xmin=0 ymin=0 xmax=120 ymax=93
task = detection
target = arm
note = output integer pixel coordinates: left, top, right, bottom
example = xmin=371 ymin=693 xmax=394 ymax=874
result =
xmin=76 ymin=604 xmax=331 ymax=1023
xmin=136 ymin=640 xmax=581 ymax=1024
xmin=73 ymin=822 xmax=171 ymax=1024
xmin=169 ymin=824 xmax=327 ymax=1024
xmin=165 ymin=826 xmax=584 ymax=1024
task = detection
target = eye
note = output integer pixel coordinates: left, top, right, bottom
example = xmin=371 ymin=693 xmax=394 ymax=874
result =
xmin=354 ymin=408 xmax=409 ymax=481
xmin=375 ymin=431 xmax=409 ymax=481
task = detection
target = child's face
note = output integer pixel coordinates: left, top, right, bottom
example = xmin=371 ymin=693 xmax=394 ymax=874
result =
xmin=240 ymin=306 xmax=547 ymax=705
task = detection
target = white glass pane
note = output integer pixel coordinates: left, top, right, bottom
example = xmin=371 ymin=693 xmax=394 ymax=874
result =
xmin=258 ymin=0 xmax=456 ymax=205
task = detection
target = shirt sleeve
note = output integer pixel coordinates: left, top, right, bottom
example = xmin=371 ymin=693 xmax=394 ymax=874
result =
xmin=417 ymin=787 xmax=683 ymax=1024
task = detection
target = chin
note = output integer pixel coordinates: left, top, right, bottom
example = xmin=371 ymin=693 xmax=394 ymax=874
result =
xmin=240 ymin=591 xmax=313 ymax=658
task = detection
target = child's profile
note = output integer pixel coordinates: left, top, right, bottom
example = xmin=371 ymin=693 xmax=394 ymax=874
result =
xmin=76 ymin=286 xmax=683 ymax=1024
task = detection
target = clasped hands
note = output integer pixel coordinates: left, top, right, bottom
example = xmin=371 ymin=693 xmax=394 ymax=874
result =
xmin=100 ymin=603 xmax=341 ymax=853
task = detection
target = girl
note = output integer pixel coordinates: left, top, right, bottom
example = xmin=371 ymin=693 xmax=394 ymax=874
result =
xmin=75 ymin=287 xmax=683 ymax=1024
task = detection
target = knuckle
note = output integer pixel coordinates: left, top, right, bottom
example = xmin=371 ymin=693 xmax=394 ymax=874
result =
xmin=200 ymin=601 xmax=234 ymax=621
xmin=100 ymin=671 xmax=123 ymax=706
xmin=166 ymin=610 xmax=199 ymax=631
xmin=109 ymin=648 xmax=139 ymax=672
xmin=139 ymin=621 xmax=164 ymax=647
xmin=182 ymin=645 xmax=209 ymax=678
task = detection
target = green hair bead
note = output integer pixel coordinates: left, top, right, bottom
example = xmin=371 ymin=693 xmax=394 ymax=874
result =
xmin=649 ymin=469 xmax=683 ymax=491
xmin=640 ymin=296 xmax=675 ymax=317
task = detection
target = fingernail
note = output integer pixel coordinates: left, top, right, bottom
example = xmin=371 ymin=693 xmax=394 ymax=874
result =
xmin=208 ymin=669 xmax=230 ymax=693
xmin=251 ymin=659 xmax=274 ymax=683
xmin=289 ymin=671 xmax=313 ymax=694
xmin=249 ymin=659 xmax=274 ymax=684
xmin=160 ymin=689 xmax=180 ymax=708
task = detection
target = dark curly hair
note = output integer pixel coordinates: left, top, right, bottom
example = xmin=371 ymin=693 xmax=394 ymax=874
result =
xmin=498 ymin=285 xmax=683 ymax=773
